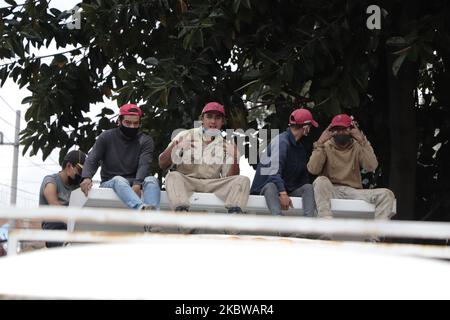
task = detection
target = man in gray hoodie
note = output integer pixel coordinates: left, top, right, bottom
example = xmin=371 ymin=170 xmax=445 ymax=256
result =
xmin=80 ymin=104 xmax=160 ymax=210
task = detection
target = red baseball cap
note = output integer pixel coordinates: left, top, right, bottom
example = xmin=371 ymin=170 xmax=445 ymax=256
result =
xmin=202 ymin=102 xmax=225 ymax=116
xmin=330 ymin=114 xmax=353 ymax=129
xmin=119 ymin=103 xmax=142 ymax=117
xmin=289 ymin=109 xmax=318 ymax=127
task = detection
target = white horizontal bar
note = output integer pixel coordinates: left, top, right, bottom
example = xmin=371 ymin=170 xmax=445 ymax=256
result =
xmin=7 ymin=229 xmax=450 ymax=260
xmin=0 ymin=205 xmax=449 ymax=239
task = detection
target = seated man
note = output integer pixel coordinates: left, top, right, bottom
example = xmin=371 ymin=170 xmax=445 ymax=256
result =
xmin=0 ymin=223 xmax=9 ymax=256
xmin=250 ymin=109 xmax=318 ymax=217
xmin=159 ymin=102 xmax=250 ymax=213
xmin=307 ymin=114 xmax=395 ymax=221
xmin=39 ymin=150 xmax=87 ymax=247
xmin=80 ymin=104 xmax=160 ymax=210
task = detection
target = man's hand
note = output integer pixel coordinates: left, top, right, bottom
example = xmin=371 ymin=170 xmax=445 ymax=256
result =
xmin=350 ymin=121 xmax=365 ymax=143
xmin=132 ymin=184 xmax=142 ymax=198
xmin=279 ymin=192 xmax=293 ymax=210
xmin=80 ymin=178 xmax=93 ymax=196
xmin=317 ymin=124 xmax=336 ymax=145
xmin=224 ymin=141 xmax=239 ymax=164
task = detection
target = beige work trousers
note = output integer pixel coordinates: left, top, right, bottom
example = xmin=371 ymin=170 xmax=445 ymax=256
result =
xmin=165 ymin=171 xmax=250 ymax=209
xmin=313 ymin=176 xmax=396 ymax=220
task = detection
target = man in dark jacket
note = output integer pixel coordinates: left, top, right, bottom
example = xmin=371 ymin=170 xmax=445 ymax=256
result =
xmin=80 ymin=104 xmax=160 ymax=210
xmin=250 ymin=109 xmax=318 ymax=216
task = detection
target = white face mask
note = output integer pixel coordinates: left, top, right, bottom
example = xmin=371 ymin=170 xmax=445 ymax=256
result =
xmin=302 ymin=126 xmax=311 ymax=136
xmin=202 ymin=127 xmax=221 ymax=137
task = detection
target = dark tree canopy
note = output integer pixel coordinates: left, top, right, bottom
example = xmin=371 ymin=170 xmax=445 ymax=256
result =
xmin=1 ymin=0 xmax=450 ymax=221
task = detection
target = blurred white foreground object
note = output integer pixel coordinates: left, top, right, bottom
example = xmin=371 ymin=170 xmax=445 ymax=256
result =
xmin=0 ymin=235 xmax=449 ymax=299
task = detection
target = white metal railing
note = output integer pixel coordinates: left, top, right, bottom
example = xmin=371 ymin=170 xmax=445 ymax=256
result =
xmin=1 ymin=205 xmax=450 ymax=236
xmin=3 ymin=229 xmax=450 ymax=260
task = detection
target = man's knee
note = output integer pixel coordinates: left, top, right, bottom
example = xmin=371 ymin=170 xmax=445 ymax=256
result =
xmin=376 ymin=189 xmax=396 ymax=215
xmin=374 ymin=188 xmax=396 ymax=219
xmin=143 ymin=176 xmax=159 ymax=186
xmin=228 ymin=175 xmax=250 ymax=189
xmin=377 ymin=188 xmax=395 ymax=202
xmin=236 ymin=175 xmax=250 ymax=188
xmin=111 ymin=176 xmax=129 ymax=185
xmin=261 ymin=182 xmax=278 ymax=195
xmin=302 ymin=183 xmax=314 ymax=194
xmin=165 ymin=171 xmax=184 ymax=183
xmin=313 ymin=176 xmax=332 ymax=190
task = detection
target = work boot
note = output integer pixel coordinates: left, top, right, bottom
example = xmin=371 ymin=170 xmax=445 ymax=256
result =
xmin=227 ymin=207 xmax=243 ymax=214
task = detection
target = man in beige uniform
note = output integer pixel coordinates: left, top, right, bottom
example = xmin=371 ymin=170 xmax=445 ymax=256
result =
xmin=159 ymin=102 xmax=250 ymax=213
xmin=307 ymin=114 xmax=395 ymax=220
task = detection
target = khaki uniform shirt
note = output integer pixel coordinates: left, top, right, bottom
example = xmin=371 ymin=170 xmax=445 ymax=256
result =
xmin=170 ymin=127 xmax=238 ymax=179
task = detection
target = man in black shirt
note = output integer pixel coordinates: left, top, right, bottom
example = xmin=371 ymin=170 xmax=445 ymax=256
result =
xmin=80 ymin=104 xmax=160 ymax=210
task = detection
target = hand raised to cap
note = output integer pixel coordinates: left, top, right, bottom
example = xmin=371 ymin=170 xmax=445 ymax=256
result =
xmin=317 ymin=124 xmax=336 ymax=144
xmin=350 ymin=120 xmax=365 ymax=143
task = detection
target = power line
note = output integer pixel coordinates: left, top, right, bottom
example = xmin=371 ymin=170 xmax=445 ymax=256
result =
xmin=0 ymin=0 xmax=43 ymax=10
xmin=0 ymin=192 xmax=35 ymax=205
xmin=0 ymin=163 xmax=60 ymax=168
xmin=16 ymin=179 xmax=44 ymax=184
xmin=0 ymin=46 xmax=88 ymax=68
xmin=0 ymin=95 xmax=26 ymax=125
xmin=0 ymin=181 xmax=38 ymax=196
xmin=22 ymin=156 xmax=56 ymax=173
xmin=48 ymin=155 xmax=61 ymax=166
xmin=0 ymin=0 xmax=157 ymax=69
xmin=0 ymin=95 xmax=17 ymax=114
xmin=0 ymin=114 xmax=15 ymax=129
xmin=0 ymin=132 xmax=13 ymax=143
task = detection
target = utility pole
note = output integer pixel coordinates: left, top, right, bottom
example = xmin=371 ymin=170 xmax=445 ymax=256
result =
xmin=0 ymin=110 xmax=21 ymax=205
xmin=10 ymin=111 xmax=21 ymax=205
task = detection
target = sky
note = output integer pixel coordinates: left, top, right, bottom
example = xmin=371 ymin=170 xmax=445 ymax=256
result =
xmin=0 ymin=0 xmax=255 ymax=207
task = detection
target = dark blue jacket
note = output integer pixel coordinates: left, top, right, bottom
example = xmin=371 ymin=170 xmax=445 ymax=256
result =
xmin=250 ymin=129 xmax=310 ymax=194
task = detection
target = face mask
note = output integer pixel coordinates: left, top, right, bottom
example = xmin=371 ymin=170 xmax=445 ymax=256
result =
xmin=202 ymin=127 xmax=221 ymax=141
xmin=120 ymin=124 xmax=139 ymax=138
xmin=334 ymin=134 xmax=353 ymax=146
xmin=302 ymin=126 xmax=311 ymax=136
xmin=203 ymin=127 xmax=221 ymax=136
xmin=68 ymin=174 xmax=82 ymax=186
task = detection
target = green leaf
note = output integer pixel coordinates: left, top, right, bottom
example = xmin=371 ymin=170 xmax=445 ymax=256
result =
xmin=0 ymin=67 xmax=9 ymax=87
xmin=101 ymin=107 xmax=114 ymax=115
xmin=117 ymin=69 xmax=130 ymax=81
xmin=392 ymin=54 xmax=406 ymax=76
xmin=242 ymin=69 xmax=261 ymax=81
xmin=280 ymin=63 xmax=293 ymax=83
xmin=194 ymin=29 xmax=204 ymax=48
xmin=386 ymin=37 xmax=408 ymax=46
xmin=50 ymin=8 xmax=62 ymax=17
xmin=144 ymin=57 xmax=159 ymax=66
xmin=233 ymin=0 xmax=242 ymax=13
xmin=42 ymin=145 xmax=53 ymax=160
xmin=347 ymin=84 xmax=360 ymax=108
xmin=182 ymin=30 xmax=194 ymax=49
xmin=21 ymin=96 xmax=33 ymax=104
xmin=51 ymin=54 xmax=68 ymax=68
xmin=143 ymin=88 xmax=164 ymax=100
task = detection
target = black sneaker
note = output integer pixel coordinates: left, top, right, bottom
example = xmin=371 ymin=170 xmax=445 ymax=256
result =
xmin=175 ymin=206 xmax=189 ymax=212
xmin=140 ymin=205 xmax=157 ymax=211
xmin=227 ymin=207 xmax=243 ymax=214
